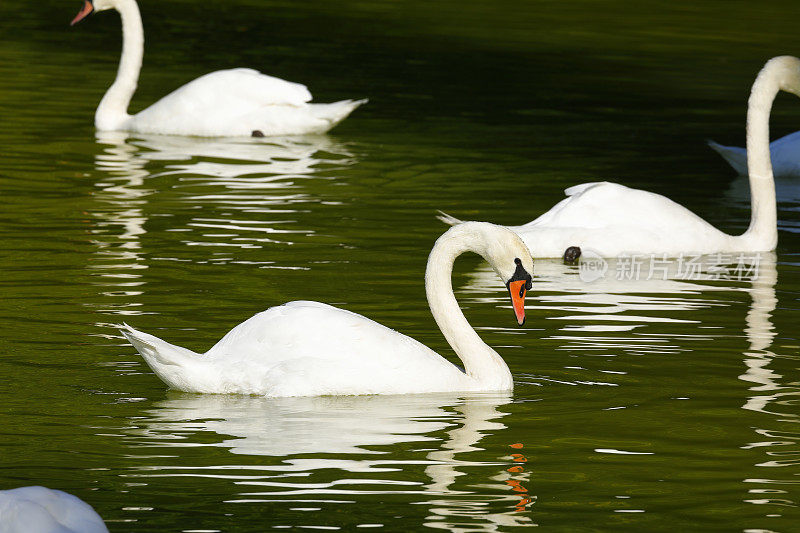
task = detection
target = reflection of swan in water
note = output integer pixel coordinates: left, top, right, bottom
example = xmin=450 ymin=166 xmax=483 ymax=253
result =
xmin=462 ymin=254 xmax=792 ymax=441
xmin=132 ymin=393 xmax=459 ymax=456
xmin=93 ymin=132 xmax=357 ymax=249
xmin=87 ymin=132 xmax=358 ymax=317
xmin=87 ymin=133 xmax=154 ymax=317
xmin=130 ymin=393 xmax=533 ymax=528
xmin=422 ymin=400 xmax=535 ymax=529
xmin=737 ymin=253 xmax=790 ymax=417
xmin=459 ymin=257 xmax=760 ymax=335
xmin=95 ymin=131 xmax=358 ymax=180
xmin=734 ymin=254 xmax=800 ymax=509
xmin=459 ymin=253 xmax=776 ymax=392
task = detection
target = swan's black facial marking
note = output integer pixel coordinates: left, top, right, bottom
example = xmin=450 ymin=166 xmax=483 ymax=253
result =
xmin=563 ymin=246 xmax=581 ymax=265
xmin=506 ymin=257 xmax=533 ymax=296
xmin=506 ymin=258 xmax=532 ymax=326
xmin=251 ymin=130 xmax=265 ymax=137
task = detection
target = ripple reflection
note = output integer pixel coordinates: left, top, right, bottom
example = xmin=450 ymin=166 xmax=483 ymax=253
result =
xmin=125 ymin=393 xmax=535 ymax=529
xmin=87 ymin=132 xmax=358 ymax=318
xmin=460 ymin=254 xmax=773 ymax=363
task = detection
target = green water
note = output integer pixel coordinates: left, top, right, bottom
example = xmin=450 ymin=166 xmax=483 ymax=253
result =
xmin=2 ymin=0 xmax=800 ymax=531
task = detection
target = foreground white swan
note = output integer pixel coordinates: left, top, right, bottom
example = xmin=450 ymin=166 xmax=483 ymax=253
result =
xmin=121 ymin=222 xmax=533 ymax=396
xmin=71 ymin=0 xmax=366 ymax=136
xmin=441 ymin=56 xmax=800 ymax=258
xmin=709 ymin=131 xmax=800 ymax=177
xmin=0 ymin=486 xmax=108 ymax=533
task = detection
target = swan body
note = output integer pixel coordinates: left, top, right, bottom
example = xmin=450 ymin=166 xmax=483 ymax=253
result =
xmin=121 ymin=222 xmax=534 ymax=396
xmin=509 ymin=181 xmax=746 ymax=257
xmin=441 ymin=56 xmax=800 ymax=258
xmin=71 ymin=0 xmax=365 ymax=136
xmin=0 ymin=486 xmax=108 ymax=533
xmin=708 ymin=131 xmax=800 ymax=177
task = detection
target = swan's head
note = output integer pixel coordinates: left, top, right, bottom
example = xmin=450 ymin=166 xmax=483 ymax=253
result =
xmin=70 ymin=0 xmax=119 ymax=26
xmin=764 ymin=56 xmax=800 ymax=97
xmin=462 ymin=222 xmax=534 ymax=326
xmin=504 ymin=256 xmax=533 ymax=325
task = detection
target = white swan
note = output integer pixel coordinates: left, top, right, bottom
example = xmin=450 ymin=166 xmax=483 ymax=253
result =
xmin=441 ymin=56 xmax=800 ymax=258
xmin=70 ymin=0 xmax=366 ymax=137
xmin=0 ymin=486 xmax=108 ymax=533
xmin=120 ymin=222 xmax=534 ymax=396
xmin=709 ymin=131 xmax=800 ymax=177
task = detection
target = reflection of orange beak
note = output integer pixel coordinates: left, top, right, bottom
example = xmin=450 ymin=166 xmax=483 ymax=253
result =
xmin=71 ymin=0 xmax=93 ymax=26
xmin=507 ymin=280 xmax=527 ymax=326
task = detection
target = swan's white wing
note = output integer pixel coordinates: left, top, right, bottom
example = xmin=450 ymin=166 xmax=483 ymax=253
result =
xmin=129 ymin=68 xmax=319 ymax=136
xmin=514 ymin=182 xmax=730 ymax=256
xmin=522 ymin=182 xmax=712 ymax=231
xmin=126 ymin=301 xmax=471 ymax=396
xmin=143 ymin=68 xmax=310 ymax=111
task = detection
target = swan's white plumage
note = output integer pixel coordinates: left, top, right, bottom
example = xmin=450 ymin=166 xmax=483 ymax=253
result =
xmin=441 ymin=56 xmax=800 ymax=257
xmin=121 ymin=223 xmax=534 ymax=397
xmin=709 ymin=131 xmax=800 ymax=177
xmin=122 ymin=302 xmax=470 ymax=396
xmin=74 ymin=0 xmax=365 ymax=136
xmin=127 ymin=69 xmax=366 ymax=137
xmin=0 ymin=486 xmax=108 ymax=533
xmin=508 ymin=181 xmax=736 ymax=257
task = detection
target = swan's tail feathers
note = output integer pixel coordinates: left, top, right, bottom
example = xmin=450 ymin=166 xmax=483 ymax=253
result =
xmin=119 ymin=323 xmax=204 ymax=391
xmin=436 ymin=210 xmax=465 ymax=226
xmin=707 ymin=139 xmax=748 ymax=175
xmin=312 ymin=98 xmax=368 ymax=128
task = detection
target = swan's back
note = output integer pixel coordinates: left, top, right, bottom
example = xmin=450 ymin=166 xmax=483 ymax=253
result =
xmin=124 ymin=301 xmax=471 ymax=396
xmin=524 ymin=182 xmax=708 ymax=230
xmin=128 ymin=69 xmax=334 ymax=136
xmin=516 ymin=182 xmax=732 ymax=256
xmin=0 ymin=486 xmax=108 ymax=533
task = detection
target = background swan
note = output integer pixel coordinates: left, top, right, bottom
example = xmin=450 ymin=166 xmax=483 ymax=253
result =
xmin=0 ymin=486 xmax=108 ymax=533
xmin=120 ymin=222 xmax=534 ymax=396
xmin=708 ymin=132 xmax=800 ymax=177
xmin=440 ymin=56 xmax=800 ymax=258
xmin=71 ymin=0 xmax=366 ymax=136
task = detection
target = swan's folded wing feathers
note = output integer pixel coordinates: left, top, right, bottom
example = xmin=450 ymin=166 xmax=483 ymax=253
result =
xmin=206 ymin=301 xmax=440 ymax=366
xmin=200 ymin=300 xmax=466 ymax=395
xmin=522 ymin=181 xmax=613 ymax=228
xmin=524 ymin=181 xmax=714 ymax=233
xmin=131 ymin=68 xmax=313 ymax=133
xmin=563 ymin=181 xmax=607 ymax=197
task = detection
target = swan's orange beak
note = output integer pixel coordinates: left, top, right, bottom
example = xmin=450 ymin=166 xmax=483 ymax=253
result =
xmin=71 ymin=0 xmax=94 ymax=26
xmin=508 ymin=280 xmax=527 ymax=326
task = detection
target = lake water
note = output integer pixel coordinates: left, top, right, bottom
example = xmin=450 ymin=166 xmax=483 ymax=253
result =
xmin=1 ymin=0 xmax=800 ymax=531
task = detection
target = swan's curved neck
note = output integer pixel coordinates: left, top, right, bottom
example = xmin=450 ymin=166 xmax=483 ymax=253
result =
xmin=741 ymin=63 xmax=779 ymax=249
xmin=95 ymin=0 xmax=143 ymax=131
xmin=425 ymin=227 xmax=513 ymax=389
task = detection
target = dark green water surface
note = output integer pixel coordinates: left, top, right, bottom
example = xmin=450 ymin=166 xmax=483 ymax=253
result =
xmin=1 ymin=1 xmax=800 ymax=531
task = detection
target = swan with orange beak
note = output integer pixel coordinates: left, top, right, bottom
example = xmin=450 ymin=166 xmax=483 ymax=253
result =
xmin=119 ymin=222 xmax=534 ymax=396
xmin=68 ymin=0 xmax=366 ymax=136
